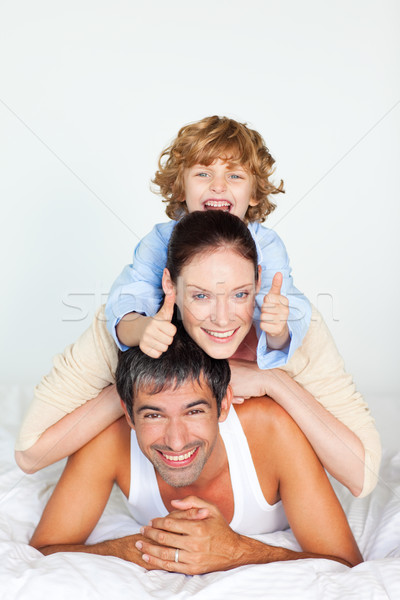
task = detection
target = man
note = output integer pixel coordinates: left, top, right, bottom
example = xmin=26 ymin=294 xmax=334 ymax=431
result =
xmin=30 ymin=326 xmax=362 ymax=573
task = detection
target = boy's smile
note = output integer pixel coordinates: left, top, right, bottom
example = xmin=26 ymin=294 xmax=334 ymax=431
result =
xmin=183 ymin=158 xmax=258 ymax=220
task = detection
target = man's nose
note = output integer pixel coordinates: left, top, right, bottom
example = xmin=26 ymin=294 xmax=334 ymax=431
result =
xmin=164 ymin=418 xmax=189 ymax=451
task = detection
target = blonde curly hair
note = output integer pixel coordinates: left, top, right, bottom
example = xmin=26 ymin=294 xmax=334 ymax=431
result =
xmin=152 ymin=115 xmax=284 ymax=223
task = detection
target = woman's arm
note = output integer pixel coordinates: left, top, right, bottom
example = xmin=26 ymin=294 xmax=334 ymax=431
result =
xmin=229 ymin=360 xmax=365 ymax=496
xmin=15 ymin=385 xmax=123 ymax=473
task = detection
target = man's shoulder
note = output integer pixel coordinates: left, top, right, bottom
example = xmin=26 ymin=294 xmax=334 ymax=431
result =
xmin=235 ymin=396 xmax=292 ymax=431
xmin=72 ymin=417 xmax=131 ymax=474
xmin=235 ymin=397 xmax=303 ymax=449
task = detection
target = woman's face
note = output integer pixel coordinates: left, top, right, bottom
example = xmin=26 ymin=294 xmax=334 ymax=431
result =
xmin=165 ymin=247 xmax=260 ymax=359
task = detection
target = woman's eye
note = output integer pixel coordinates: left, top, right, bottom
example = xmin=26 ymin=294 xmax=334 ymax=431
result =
xmin=235 ymin=291 xmax=249 ymax=299
xmin=193 ymin=293 xmax=207 ymax=300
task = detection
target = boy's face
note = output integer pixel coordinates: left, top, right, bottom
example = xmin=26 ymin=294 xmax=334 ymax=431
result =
xmin=182 ymin=158 xmax=258 ymax=221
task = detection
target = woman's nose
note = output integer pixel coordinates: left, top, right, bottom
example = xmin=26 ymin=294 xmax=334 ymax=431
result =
xmin=211 ymin=295 xmax=233 ymax=327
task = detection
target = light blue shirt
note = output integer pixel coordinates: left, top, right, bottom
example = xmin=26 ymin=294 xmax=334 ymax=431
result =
xmin=105 ymin=221 xmax=311 ymax=369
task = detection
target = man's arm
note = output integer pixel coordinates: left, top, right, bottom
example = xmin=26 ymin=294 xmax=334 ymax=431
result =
xmin=135 ymin=494 xmax=358 ymax=575
xmin=229 ymin=361 xmax=365 ymax=496
xmin=137 ymin=400 xmax=362 ymax=574
xmin=29 ymin=418 xmax=149 ymax=568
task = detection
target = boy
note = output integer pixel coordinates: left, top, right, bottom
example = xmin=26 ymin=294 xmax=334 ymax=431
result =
xmin=15 ymin=116 xmax=380 ymax=498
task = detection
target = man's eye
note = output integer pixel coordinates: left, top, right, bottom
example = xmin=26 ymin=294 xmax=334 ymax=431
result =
xmin=144 ymin=413 xmax=161 ymax=419
xmin=187 ymin=409 xmax=204 ymax=415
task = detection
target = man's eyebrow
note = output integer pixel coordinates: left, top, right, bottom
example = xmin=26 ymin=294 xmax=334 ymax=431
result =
xmin=136 ymin=399 xmax=212 ymax=413
xmin=186 ymin=399 xmax=212 ymax=410
xmin=136 ymin=404 xmax=163 ymax=414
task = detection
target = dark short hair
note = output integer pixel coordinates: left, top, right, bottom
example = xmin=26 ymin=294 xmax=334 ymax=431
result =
xmin=116 ymin=322 xmax=231 ymax=421
xmin=166 ymin=210 xmax=259 ymax=285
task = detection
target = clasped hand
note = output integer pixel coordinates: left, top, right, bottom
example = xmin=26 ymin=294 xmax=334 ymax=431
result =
xmin=135 ymin=496 xmax=243 ymax=574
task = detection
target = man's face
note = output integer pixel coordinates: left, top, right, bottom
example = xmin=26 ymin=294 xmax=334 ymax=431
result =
xmin=130 ymin=378 xmax=230 ymax=488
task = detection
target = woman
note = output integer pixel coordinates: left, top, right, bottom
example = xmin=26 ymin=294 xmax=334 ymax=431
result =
xmin=15 ymin=211 xmax=380 ymax=497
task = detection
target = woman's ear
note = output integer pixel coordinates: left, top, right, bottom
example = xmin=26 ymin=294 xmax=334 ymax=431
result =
xmin=256 ymin=265 xmax=262 ymax=294
xmin=162 ymin=268 xmax=174 ymax=295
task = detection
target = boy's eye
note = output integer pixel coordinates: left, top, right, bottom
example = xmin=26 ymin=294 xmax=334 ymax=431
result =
xmin=196 ymin=172 xmax=209 ymax=178
xmin=230 ymin=174 xmax=242 ymax=180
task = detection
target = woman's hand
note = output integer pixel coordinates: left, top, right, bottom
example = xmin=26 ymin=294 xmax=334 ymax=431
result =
xmin=260 ymin=272 xmax=290 ymax=349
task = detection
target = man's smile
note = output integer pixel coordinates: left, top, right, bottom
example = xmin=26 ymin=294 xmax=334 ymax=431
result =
xmin=156 ymin=446 xmax=200 ymax=467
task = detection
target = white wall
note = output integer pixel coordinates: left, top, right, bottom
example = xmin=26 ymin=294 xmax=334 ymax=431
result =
xmin=1 ymin=1 xmax=399 ymax=416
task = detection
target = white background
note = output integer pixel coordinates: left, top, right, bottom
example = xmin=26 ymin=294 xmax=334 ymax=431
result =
xmin=1 ymin=1 xmax=399 ymax=444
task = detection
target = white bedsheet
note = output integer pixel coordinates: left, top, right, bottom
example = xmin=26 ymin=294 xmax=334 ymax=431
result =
xmin=0 ymin=386 xmax=399 ymax=599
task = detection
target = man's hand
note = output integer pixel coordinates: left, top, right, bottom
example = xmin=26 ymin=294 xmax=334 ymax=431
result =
xmin=135 ymin=496 xmax=244 ymax=574
xmin=260 ymin=272 xmax=290 ymax=349
xmin=138 ymin=292 xmax=177 ymax=358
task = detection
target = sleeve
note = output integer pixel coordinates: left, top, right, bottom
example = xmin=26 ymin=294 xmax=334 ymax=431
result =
xmin=105 ymin=221 xmax=175 ymax=350
xmin=280 ymin=305 xmax=381 ymax=497
xmin=15 ymin=305 xmax=118 ymax=452
xmin=249 ymin=222 xmax=312 ymax=369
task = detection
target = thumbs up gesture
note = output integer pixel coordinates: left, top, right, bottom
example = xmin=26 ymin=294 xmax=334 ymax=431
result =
xmin=260 ymin=272 xmax=290 ymax=348
xmin=139 ymin=291 xmax=177 ymax=358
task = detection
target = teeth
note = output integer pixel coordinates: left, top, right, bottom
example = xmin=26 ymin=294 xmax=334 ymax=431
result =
xmin=162 ymin=448 xmax=197 ymax=462
xmin=204 ymin=329 xmax=235 ymax=339
xmin=205 ymin=201 xmax=230 ymax=208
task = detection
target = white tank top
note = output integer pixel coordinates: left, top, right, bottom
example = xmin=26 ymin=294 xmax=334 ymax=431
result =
xmin=126 ymin=406 xmax=288 ymax=535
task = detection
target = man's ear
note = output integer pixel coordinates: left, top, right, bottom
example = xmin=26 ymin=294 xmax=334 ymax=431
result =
xmin=120 ymin=398 xmax=135 ymax=430
xmin=218 ymin=385 xmax=233 ymax=423
xmin=162 ymin=268 xmax=174 ymax=296
xmin=256 ymin=265 xmax=262 ymax=294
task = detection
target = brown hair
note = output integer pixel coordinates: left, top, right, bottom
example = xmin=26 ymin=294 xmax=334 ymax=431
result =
xmin=152 ymin=115 xmax=284 ymax=223
xmin=166 ymin=211 xmax=259 ymax=284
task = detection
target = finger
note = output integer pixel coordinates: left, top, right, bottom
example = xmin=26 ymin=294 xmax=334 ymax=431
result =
xmin=147 ymin=515 xmax=198 ymax=535
xmin=136 ymin=540 xmax=189 ymax=566
xmin=157 ymin=289 xmax=176 ymax=322
xmin=268 ymin=272 xmax=283 ymax=296
xmin=232 ymin=396 xmax=244 ymax=404
xmin=139 ymin=544 xmax=191 ymax=573
xmin=139 ymin=526 xmax=187 ymax=550
xmin=171 ymin=496 xmax=212 ymax=513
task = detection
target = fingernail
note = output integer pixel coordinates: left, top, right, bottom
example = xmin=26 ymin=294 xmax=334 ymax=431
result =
xmin=148 ymin=520 xmax=152 ymax=527
xmin=135 ymin=541 xmax=143 ymax=550
xmin=198 ymin=508 xmax=208 ymax=515
xmin=142 ymin=554 xmax=150 ymax=562
xmin=140 ymin=527 xmax=145 ymax=534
